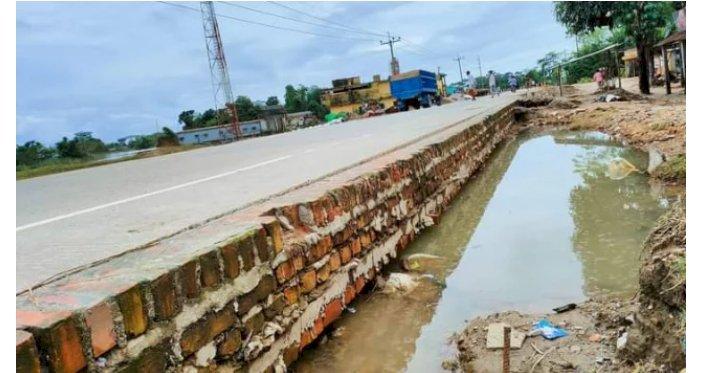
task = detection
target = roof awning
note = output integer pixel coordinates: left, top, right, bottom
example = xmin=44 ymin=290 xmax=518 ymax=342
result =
xmin=656 ymin=31 xmax=686 ymax=47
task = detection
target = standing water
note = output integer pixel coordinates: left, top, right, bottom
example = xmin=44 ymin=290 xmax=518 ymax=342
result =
xmin=294 ymin=131 xmax=671 ymax=372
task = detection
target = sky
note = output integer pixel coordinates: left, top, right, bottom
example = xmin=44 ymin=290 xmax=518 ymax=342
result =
xmin=16 ymin=1 xmax=575 ymax=145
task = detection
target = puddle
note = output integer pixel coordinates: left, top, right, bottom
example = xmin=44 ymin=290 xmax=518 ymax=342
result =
xmin=293 ymin=131 xmax=672 ymax=372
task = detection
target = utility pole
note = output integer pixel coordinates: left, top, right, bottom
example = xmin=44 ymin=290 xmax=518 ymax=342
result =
xmin=477 ymin=56 xmax=483 ymax=88
xmin=200 ymin=1 xmax=240 ymax=140
xmin=380 ymin=32 xmax=401 ymax=76
xmin=454 ymin=55 xmax=465 ymax=85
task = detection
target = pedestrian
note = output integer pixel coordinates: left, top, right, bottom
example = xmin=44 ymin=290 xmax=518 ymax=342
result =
xmin=465 ymin=70 xmax=478 ymax=100
xmin=488 ymin=70 xmax=498 ymax=97
xmin=593 ymin=68 xmax=605 ymax=89
xmin=508 ymin=74 xmax=518 ymax=93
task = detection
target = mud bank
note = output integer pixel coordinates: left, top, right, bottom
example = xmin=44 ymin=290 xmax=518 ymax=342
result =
xmin=16 ymin=105 xmax=517 ymax=373
xmin=454 ymin=87 xmax=686 ymax=373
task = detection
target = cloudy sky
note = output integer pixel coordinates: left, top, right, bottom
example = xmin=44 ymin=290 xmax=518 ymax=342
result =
xmin=17 ymin=1 xmax=575 ymax=145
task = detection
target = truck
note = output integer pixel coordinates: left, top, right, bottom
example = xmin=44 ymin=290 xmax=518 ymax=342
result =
xmin=390 ymin=69 xmax=441 ymax=111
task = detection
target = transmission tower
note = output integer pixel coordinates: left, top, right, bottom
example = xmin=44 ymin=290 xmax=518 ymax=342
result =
xmin=200 ymin=1 xmax=240 ymax=139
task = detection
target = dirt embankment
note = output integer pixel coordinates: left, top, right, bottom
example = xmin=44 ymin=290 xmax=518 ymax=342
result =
xmin=452 ymin=86 xmax=686 ymax=372
xmin=517 ymin=86 xmax=686 ymax=184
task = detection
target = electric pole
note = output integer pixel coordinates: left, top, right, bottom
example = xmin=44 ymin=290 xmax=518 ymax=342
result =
xmin=477 ymin=56 xmax=483 ymax=87
xmin=200 ymin=1 xmax=240 ymax=139
xmin=454 ymin=55 xmax=465 ymax=85
xmin=380 ymin=32 xmax=401 ymax=76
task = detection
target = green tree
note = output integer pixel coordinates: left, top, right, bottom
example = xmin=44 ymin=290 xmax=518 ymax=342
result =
xmin=265 ymin=96 xmax=279 ymax=106
xmin=537 ymin=51 xmax=564 ymax=83
xmin=128 ymin=135 xmax=156 ymax=150
xmin=234 ymin=96 xmax=260 ymax=121
xmin=56 ymin=137 xmax=87 ymax=158
xmin=16 ymin=141 xmax=55 ymax=167
xmin=554 ymin=1 xmax=677 ymax=94
xmin=178 ymin=110 xmax=196 ymax=130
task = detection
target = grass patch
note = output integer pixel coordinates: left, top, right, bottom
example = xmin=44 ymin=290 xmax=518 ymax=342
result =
xmin=17 ymin=145 xmax=202 ymax=180
xmin=652 ymin=154 xmax=686 ymax=181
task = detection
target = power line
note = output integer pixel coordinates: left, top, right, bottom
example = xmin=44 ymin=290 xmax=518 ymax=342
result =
xmin=157 ymin=1 xmax=376 ymax=42
xmin=266 ymin=1 xmax=386 ymax=38
xmin=218 ymin=1 xmax=380 ymax=38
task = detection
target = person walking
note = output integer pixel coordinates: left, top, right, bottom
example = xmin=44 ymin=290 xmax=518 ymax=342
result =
xmin=508 ymin=74 xmax=518 ymax=93
xmin=593 ymin=68 xmax=605 ymax=89
xmin=465 ymin=70 xmax=478 ymax=100
xmin=488 ymin=70 xmax=498 ymax=97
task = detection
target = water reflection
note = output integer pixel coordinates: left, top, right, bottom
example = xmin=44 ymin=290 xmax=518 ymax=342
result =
xmin=293 ymin=131 xmax=669 ymax=373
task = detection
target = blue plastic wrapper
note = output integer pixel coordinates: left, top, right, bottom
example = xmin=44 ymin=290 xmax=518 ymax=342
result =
xmin=532 ymin=319 xmax=568 ymax=340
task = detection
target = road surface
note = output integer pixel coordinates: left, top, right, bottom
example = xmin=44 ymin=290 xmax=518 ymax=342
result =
xmin=16 ymin=94 xmax=517 ymax=291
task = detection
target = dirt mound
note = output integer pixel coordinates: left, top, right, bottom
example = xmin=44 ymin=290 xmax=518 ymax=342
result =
xmin=453 ymin=300 xmax=637 ymax=372
xmin=548 ymin=97 xmax=581 ymax=109
xmin=621 ymin=199 xmax=686 ymax=371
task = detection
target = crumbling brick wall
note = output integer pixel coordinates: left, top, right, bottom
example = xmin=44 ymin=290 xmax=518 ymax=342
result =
xmin=16 ymin=105 xmax=515 ymax=372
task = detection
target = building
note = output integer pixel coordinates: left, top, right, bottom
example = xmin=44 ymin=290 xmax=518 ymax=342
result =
xmin=321 ymin=74 xmax=395 ymax=115
xmin=260 ymin=105 xmax=288 ymax=133
xmin=176 ymin=119 xmax=267 ymax=145
xmin=286 ymin=111 xmax=317 ymax=129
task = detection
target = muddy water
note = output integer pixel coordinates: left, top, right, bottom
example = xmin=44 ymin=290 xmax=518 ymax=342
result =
xmin=293 ymin=131 xmax=671 ymax=373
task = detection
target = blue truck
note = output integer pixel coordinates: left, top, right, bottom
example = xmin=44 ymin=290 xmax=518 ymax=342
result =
xmin=390 ymin=69 xmax=441 ymax=111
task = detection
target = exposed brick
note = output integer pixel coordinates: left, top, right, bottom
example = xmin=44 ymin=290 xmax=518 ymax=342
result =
xmin=242 ymin=311 xmax=264 ymax=336
xmin=84 ymin=302 xmax=117 ymax=357
xmin=291 ymin=255 xmax=305 ymax=272
xmin=262 ymin=221 xmax=284 ymax=254
xmin=180 ymin=303 xmax=236 ymax=357
xmin=350 ymin=238 xmax=362 ymax=256
xmin=254 ymin=274 xmax=277 ymax=302
xmin=311 ymin=317 xmax=324 ymax=338
xmin=360 ymin=232 xmax=372 ymax=249
xmin=16 ymin=330 xmax=41 ymax=373
xmin=328 ymin=251 xmax=341 ymax=271
xmin=299 ymin=329 xmax=314 ymax=350
xmin=217 ymin=328 xmax=243 ymax=357
xmin=199 ymin=251 xmax=221 ymax=288
xmin=263 ymin=294 xmax=286 ymax=319
xmin=236 ymin=292 xmax=256 ymax=317
xmin=274 ymin=261 xmax=296 ymax=284
xmin=151 ymin=273 xmax=177 ymax=321
xmin=220 ymin=243 xmax=240 ymax=280
xmin=117 ymin=339 xmax=170 ymax=372
xmin=322 ymin=298 xmax=344 ymax=327
xmin=237 ymin=236 xmax=256 ymax=271
xmin=34 ymin=314 xmax=86 ymax=373
xmin=343 ymin=285 xmax=356 ymax=305
xmin=253 ymin=228 xmax=272 ymax=262
xmin=339 ymin=245 xmax=352 ymax=264
xmin=316 ymin=263 xmax=330 ymax=284
xmin=299 ymin=269 xmax=317 ymax=294
xmin=116 ymin=285 xmax=148 ymax=337
xmin=283 ymin=285 xmax=300 ymax=305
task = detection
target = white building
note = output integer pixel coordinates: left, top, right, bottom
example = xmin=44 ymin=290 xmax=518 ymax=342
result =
xmin=176 ymin=119 xmax=267 ymax=145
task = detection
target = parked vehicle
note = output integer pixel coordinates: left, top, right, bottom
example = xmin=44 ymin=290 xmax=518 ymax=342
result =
xmin=390 ymin=70 xmax=441 ymax=110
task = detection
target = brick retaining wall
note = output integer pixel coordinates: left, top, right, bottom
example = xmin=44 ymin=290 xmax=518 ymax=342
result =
xmin=16 ymin=104 xmax=516 ymax=372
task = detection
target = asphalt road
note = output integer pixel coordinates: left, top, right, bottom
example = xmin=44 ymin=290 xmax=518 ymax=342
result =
xmin=16 ymin=94 xmax=517 ymax=291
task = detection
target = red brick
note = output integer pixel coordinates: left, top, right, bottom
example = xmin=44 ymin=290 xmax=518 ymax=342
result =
xmin=355 ymin=276 xmax=367 ymax=293
xmin=291 ymin=254 xmax=305 ymax=272
xmin=253 ymin=228 xmax=272 ymax=262
xmin=117 ymin=339 xmax=169 ymax=372
xmin=343 ymin=285 xmax=356 ymax=304
xmin=151 ymin=273 xmax=177 ymax=321
xmin=299 ymin=329 xmax=314 ymax=350
xmin=179 ymin=303 xmax=236 ymax=357
xmin=236 ymin=292 xmax=256 ymax=316
xmin=28 ymin=314 xmax=87 ymax=373
xmin=309 ymin=200 xmax=327 ymax=226
xmin=283 ymin=343 xmax=300 ymax=365
xmin=316 ymin=263 xmax=330 ymax=284
xmin=217 ymin=328 xmax=243 ymax=357
xmin=220 ymin=243 xmax=240 ymax=280
xmin=283 ymin=285 xmax=300 ymax=305
xmin=360 ymin=232 xmax=372 ymax=249
xmin=237 ymin=236 xmax=256 ymax=271
xmin=322 ymin=298 xmax=343 ymax=327
xmin=307 ymin=242 xmax=327 ymax=263
xmin=339 ymin=245 xmax=352 ymax=264
xmin=264 ymin=293 xmax=286 ymax=319
xmin=84 ymin=302 xmax=117 ymax=357
xmin=242 ymin=311 xmax=265 ymax=336
xmin=179 ymin=260 xmax=200 ymax=300
xmin=350 ymin=238 xmax=362 ymax=256
xmin=299 ymin=270 xmax=317 ymax=294
xmin=311 ymin=316 xmax=324 ymax=338
xmin=116 ymin=286 xmax=148 ymax=337
xmin=199 ymin=251 xmax=221 ymax=288
xmin=263 ymin=221 xmax=284 ymax=254
xmin=328 ymin=252 xmax=341 ymax=271
xmin=275 ymin=261 xmax=296 ymax=284
xmin=16 ymin=330 xmax=41 ymax=373
xmin=254 ymin=274 xmax=277 ymax=302
xmin=281 ymin=205 xmax=301 ymax=228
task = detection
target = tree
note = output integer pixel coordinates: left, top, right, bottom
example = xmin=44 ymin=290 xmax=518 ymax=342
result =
xmin=56 ymin=137 xmax=87 ymax=158
xmin=157 ymin=127 xmax=180 ymax=147
xmin=554 ymin=1 xmax=676 ymax=94
xmin=537 ymin=51 xmax=564 ymax=83
xmin=178 ymin=110 xmax=196 ymax=130
xmin=16 ymin=141 xmax=55 ymax=167
xmin=128 ymin=135 xmax=156 ymax=150
xmin=265 ymin=96 xmax=279 ymax=106
xmin=234 ymin=96 xmax=260 ymax=121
